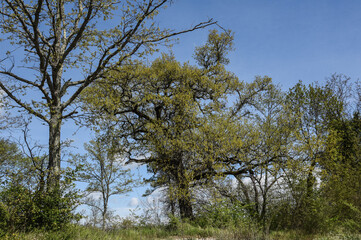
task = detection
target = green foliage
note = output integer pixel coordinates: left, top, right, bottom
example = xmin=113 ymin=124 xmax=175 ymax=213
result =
xmin=81 ymin=29 xmax=240 ymax=219
xmin=269 ymin=81 xmax=347 ymax=233
xmin=320 ymin=112 xmax=361 ymax=232
xmin=0 ymin=177 xmax=81 ymax=232
xmin=81 ymin=29 xmax=272 ymax=220
xmin=340 ymin=202 xmax=361 ymax=233
xmin=194 ymin=200 xmax=253 ymax=229
xmin=0 ymin=138 xmax=81 ymax=232
xmin=270 ymin=192 xmax=332 ymax=233
xmin=0 ymin=138 xmax=24 ymax=184
xmin=0 ymin=202 xmax=9 ymax=236
xmin=194 ymin=29 xmax=234 ymax=68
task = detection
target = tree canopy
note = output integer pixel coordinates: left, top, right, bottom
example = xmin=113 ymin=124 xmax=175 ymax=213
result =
xmin=0 ymin=0 xmax=215 ymax=191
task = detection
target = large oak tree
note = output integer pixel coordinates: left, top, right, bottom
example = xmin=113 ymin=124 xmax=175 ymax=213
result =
xmin=81 ymin=30 xmax=272 ymax=219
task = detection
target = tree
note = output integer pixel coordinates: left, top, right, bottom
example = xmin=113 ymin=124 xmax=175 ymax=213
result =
xmin=77 ymin=132 xmax=135 ymax=229
xmin=81 ymin=30 xmax=240 ymax=219
xmin=276 ymin=81 xmax=344 ymax=231
xmin=0 ymin=0 xmax=214 ymax=192
xmin=210 ymin=83 xmax=291 ymax=233
xmin=322 ymin=112 xmax=361 ymax=229
xmin=81 ymin=29 xmax=273 ymax=219
xmin=240 ymin=84 xmax=289 ymax=231
xmin=318 ymin=75 xmax=361 ymax=230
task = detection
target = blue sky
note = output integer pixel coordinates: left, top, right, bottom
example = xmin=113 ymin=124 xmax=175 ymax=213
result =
xmin=159 ymin=0 xmax=361 ymax=89
xmin=2 ymin=0 xmax=361 ymax=219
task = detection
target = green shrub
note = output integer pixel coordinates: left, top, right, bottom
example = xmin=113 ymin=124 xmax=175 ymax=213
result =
xmin=193 ymin=200 xmax=253 ymax=229
xmin=166 ymin=214 xmax=181 ymax=231
xmin=339 ymin=202 xmax=361 ymax=233
xmin=0 ymin=176 xmax=81 ymax=232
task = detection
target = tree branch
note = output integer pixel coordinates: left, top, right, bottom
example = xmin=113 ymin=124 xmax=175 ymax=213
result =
xmin=0 ymin=82 xmax=49 ymax=123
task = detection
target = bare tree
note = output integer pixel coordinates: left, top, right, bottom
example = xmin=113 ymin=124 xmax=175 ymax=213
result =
xmin=77 ymin=133 xmax=135 ymax=230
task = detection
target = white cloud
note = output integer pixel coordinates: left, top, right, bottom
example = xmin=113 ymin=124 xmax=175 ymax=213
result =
xmin=128 ymin=197 xmax=139 ymax=207
xmin=88 ymin=192 xmax=102 ymax=199
xmin=124 ymin=162 xmax=141 ymax=170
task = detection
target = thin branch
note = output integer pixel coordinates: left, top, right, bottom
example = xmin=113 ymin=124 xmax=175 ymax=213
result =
xmin=61 ymin=0 xmax=95 ymax=64
xmin=0 ymin=82 xmax=49 ymax=123
xmin=145 ymin=19 xmax=216 ymax=44
xmin=0 ymin=71 xmax=39 ymax=87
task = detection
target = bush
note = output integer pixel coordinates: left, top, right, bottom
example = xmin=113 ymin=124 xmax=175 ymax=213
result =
xmin=339 ymin=202 xmax=361 ymax=233
xmin=0 ymin=175 xmax=81 ymax=232
xmin=193 ymin=200 xmax=257 ymax=229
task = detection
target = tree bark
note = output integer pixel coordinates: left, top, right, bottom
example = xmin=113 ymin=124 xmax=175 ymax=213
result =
xmin=177 ymin=174 xmax=193 ymax=219
xmin=306 ymin=159 xmax=316 ymax=199
xmin=47 ymin=110 xmax=62 ymax=192
xmin=102 ymin=197 xmax=108 ymax=230
xmin=178 ymin=187 xmax=193 ymax=220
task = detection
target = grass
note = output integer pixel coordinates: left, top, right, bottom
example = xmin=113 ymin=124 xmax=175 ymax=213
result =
xmin=0 ymin=224 xmax=216 ymax=240
xmin=1 ymin=224 xmax=360 ymax=240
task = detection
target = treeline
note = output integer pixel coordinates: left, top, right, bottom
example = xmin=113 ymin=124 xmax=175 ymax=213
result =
xmin=1 ymin=30 xmax=360 ymax=237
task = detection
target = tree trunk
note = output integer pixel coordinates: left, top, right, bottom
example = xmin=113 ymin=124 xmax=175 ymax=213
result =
xmin=178 ymin=194 xmax=193 ymax=219
xmin=102 ymin=204 xmax=107 ymax=230
xmin=260 ymin=170 xmax=268 ymax=231
xmin=178 ymin=180 xmax=193 ymax=220
xmin=102 ymin=193 xmax=109 ymax=230
xmin=47 ymin=111 xmax=62 ymax=192
xmin=306 ymin=159 xmax=316 ymax=198
xmin=175 ymin=153 xmax=194 ymax=220
xmin=170 ymin=198 xmax=176 ymax=216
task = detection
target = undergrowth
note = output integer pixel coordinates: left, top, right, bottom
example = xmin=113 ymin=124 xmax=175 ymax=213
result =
xmin=1 ymin=224 xmax=361 ymax=240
